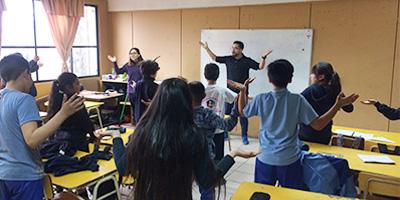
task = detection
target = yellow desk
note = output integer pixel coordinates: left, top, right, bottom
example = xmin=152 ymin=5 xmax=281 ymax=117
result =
xmin=100 ymin=128 xmax=135 ymax=145
xmin=332 ymin=125 xmax=400 ymax=151
xmin=48 ymin=144 xmax=117 ymax=190
xmin=308 ymin=142 xmax=400 ymax=179
xmin=44 ymin=100 xmax=104 ymax=109
xmin=231 ymin=182 xmax=352 ymax=200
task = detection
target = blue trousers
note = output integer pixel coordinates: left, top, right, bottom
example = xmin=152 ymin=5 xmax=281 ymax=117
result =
xmin=254 ymin=158 xmax=307 ymax=190
xmin=225 ymin=102 xmax=248 ymax=139
xmin=0 ymin=179 xmax=43 ymax=200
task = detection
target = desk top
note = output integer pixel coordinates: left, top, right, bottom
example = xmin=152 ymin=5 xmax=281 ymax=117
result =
xmin=44 ymin=100 xmax=104 ymax=109
xmin=79 ymin=90 xmax=123 ymax=101
xmin=308 ymin=142 xmax=400 ymax=179
xmin=231 ymin=182 xmax=352 ymax=200
xmin=332 ymin=125 xmax=400 ymax=150
xmin=48 ymin=144 xmax=117 ymax=189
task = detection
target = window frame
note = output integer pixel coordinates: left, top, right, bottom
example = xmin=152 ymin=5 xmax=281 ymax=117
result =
xmin=0 ymin=1 xmax=100 ymax=83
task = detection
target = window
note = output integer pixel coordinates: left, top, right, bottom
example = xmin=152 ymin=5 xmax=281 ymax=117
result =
xmin=1 ymin=0 xmax=99 ymax=81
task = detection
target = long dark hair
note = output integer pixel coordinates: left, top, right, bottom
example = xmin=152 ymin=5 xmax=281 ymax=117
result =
xmin=45 ymin=72 xmax=78 ymax=122
xmin=128 ymin=47 xmax=144 ymax=66
xmin=311 ymin=61 xmax=342 ymax=98
xmin=125 ymin=78 xmax=201 ymax=200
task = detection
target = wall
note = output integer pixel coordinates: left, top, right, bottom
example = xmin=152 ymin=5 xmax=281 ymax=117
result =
xmin=110 ymin=0 xmax=400 ymax=135
xmin=36 ymin=0 xmax=112 ymax=98
xmin=108 ymin=0 xmax=324 ymax=12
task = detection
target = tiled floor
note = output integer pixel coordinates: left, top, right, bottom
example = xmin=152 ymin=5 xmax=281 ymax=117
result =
xmin=120 ymin=134 xmax=259 ymax=200
xmin=192 ymin=135 xmax=260 ymax=200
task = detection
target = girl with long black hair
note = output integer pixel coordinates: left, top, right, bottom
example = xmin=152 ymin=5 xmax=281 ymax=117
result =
xmin=106 ymin=78 xmax=258 ymax=200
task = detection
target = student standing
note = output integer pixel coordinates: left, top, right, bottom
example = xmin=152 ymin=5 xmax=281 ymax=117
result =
xmin=361 ymin=99 xmax=400 ymax=120
xmin=0 ymin=54 xmax=84 ymax=200
xmin=200 ymin=40 xmax=272 ymax=145
xmin=103 ymin=78 xmax=258 ymax=200
xmin=238 ymin=59 xmax=358 ymax=189
xmin=133 ymin=60 xmax=160 ymax=123
xmin=189 ymin=80 xmax=240 ymax=200
xmin=201 ymin=63 xmax=236 ymax=160
xmin=298 ymin=62 xmax=354 ymax=144
xmin=107 ymin=48 xmax=144 ymax=124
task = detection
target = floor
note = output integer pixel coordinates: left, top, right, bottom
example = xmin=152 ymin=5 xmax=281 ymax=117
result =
xmin=119 ymin=133 xmax=260 ymax=200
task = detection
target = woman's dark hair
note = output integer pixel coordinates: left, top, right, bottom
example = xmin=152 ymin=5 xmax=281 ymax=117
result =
xmin=311 ymin=61 xmax=342 ymax=98
xmin=128 ymin=47 xmax=144 ymax=66
xmin=267 ymin=59 xmax=294 ymax=88
xmin=140 ymin=60 xmax=160 ymax=79
xmin=204 ymin=63 xmax=219 ymax=81
xmin=125 ymin=78 xmax=198 ymax=200
xmin=45 ymin=72 xmax=78 ymax=122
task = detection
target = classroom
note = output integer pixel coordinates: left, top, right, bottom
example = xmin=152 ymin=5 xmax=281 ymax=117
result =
xmin=0 ymin=0 xmax=399 ymax=199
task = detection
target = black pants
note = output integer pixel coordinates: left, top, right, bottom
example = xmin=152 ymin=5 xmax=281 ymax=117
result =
xmin=213 ymin=132 xmax=225 ymax=161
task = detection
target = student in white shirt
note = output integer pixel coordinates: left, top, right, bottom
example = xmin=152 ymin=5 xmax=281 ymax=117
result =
xmin=201 ymin=63 xmax=236 ymax=160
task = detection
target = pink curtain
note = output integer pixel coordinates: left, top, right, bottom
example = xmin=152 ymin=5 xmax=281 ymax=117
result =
xmin=0 ymin=0 xmax=6 ymax=55
xmin=41 ymin=0 xmax=84 ymax=72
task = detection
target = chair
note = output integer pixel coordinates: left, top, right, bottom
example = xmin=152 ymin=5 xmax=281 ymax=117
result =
xmin=370 ymin=144 xmax=400 ymax=155
xmin=88 ymin=106 xmax=103 ymax=128
xmin=43 ymin=174 xmax=54 ymax=200
xmin=92 ymin=175 xmax=121 ymax=200
xmin=358 ymin=172 xmax=400 ymax=199
xmin=330 ymin=135 xmax=365 ymax=150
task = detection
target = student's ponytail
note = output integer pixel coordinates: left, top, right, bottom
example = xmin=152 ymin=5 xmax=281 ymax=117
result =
xmin=329 ymin=72 xmax=342 ymax=98
xmin=45 ymin=80 xmax=64 ymax=122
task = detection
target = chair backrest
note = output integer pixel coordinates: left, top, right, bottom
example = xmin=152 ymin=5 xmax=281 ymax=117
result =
xmin=92 ymin=175 xmax=121 ymax=200
xmin=358 ymin=172 xmax=400 ymax=199
xmin=330 ymin=135 xmax=365 ymax=150
xmin=370 ymin=143 xmax=400 ymax=155
xmin=43 ymin=174 xmax=54 ymax=200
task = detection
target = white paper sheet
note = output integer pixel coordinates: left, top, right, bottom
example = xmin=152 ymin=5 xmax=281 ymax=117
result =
xmin=358 ymin=155 xmax=396 ymax=164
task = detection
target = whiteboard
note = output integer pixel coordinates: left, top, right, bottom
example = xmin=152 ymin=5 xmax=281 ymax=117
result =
xmin=200 ymin=29 xmax=313 ymax=96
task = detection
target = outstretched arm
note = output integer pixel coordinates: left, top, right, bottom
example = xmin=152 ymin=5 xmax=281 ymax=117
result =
xmin=199 ymin=41 xmax=217 ymax=61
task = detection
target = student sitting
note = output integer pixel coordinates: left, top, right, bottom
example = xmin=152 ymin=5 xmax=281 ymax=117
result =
xmin=0 ymin=54 xmax=84 ymax=200
xmin=299 ymin=62 xmax=354 ymax=144
xmin=238 ymin=59 xmax=358 ymax=190
xmin=361 ymin=99 xmax=400 ymax=120
xmin=189 ymin=81 xmax=239 ymax=200
xmin=201 ymin=63 xmax=236 ymax=161
xmin=45 ymin=72 xmax=98 ymax=152
xmin=0 ymin=77 xmax=5 ymax=89
xmin=133 ymin=60 xmax=160 ymax=123
xmin=103 ymin=78 xmax=258 ymax=200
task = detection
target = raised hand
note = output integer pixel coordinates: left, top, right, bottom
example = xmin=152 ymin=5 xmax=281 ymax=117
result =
xmin=244 ymin=77 xmax=256 ymax=88
xmin=360 ymin=99 xmax=378 ymax=105
xmin=59 ymin=94 xmax=85 ymax=117
xmin=336 ymin=93 xmax=359 ymax=107
xmin=107 ymin=55 xmax=117 ymax=63
xmin=199 ymin=41 xmax=209 ymax=49
xmin=263 ymin=50 xmax=273 ymax=58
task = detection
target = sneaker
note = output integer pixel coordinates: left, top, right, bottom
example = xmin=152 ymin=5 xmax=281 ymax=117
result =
xmin=242 ymin=138 xmax=249 ymax=145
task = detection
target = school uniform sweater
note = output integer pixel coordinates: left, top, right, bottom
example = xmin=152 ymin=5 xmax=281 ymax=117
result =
xmin=299 ymin=84 xmax=354 ymax=145
xmin=374 ymin=102 xmax=400 ymax=120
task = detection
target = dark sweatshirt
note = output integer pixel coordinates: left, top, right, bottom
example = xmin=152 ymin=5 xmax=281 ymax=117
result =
xmin=299 ymin=84 xmax=354 ymax=144
xmin=53 ymin=107 xmax=95 ymax=152
xmin=133 ymin=77 xmax=159 ymax=123
xmin=375 ymin=102 xmax=400 ymax=120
